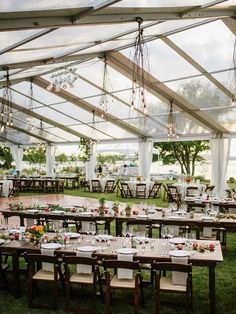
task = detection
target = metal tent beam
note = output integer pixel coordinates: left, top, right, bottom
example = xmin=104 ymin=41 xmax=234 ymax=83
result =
xmin=0 ymin=96 xmax=91 ymax=141
xmin=0 ymin=7 xmax=235 ymax=30
xmin=106 ymin=51 xmax=229 ymax=134
xmin=33 ymin=76 xmax=149 ymax=138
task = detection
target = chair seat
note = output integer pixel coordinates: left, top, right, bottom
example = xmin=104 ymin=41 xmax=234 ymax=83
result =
xmin=110 ymin=274 xmax=136 ymax=289
xmin=70 ymin=273 xmax=94 ymax=284
xmin=160 ymin=277 xmax=187 ymax=292
xmin=33 ymin=269 xmax=55 ymax=281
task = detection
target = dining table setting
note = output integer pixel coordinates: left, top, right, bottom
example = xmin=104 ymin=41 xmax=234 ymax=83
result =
xmin=0 ymin=226 xmax=223 ymax=314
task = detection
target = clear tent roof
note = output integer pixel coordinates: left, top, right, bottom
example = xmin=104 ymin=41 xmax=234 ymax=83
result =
xmin=0 ymin=0 xmax=235 ymax=146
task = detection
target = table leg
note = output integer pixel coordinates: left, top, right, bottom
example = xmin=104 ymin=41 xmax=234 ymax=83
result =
xmin=209 ymin=265 xmax=216 ymax=314
xmin=116 ymin=219 xmax=123 ymax=237
xmin=12 ymin=250 xmax=20 ymax=298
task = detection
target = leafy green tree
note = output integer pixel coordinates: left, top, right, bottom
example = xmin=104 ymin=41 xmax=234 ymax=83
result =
xmin=23 ymin=147 xmax=46 ymax=164
xmin=154 ymin=140 xmax=210 ymax=176
xmin=97 ymin=153 xmax=125 ymax=165
xmin=0 ymin=147 xmax=13 ymax=169
xmin=55 ymin=153 xmax=68 ymax=163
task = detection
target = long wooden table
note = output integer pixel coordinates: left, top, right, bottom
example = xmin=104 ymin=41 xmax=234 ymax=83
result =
xmin=2 ymin=209 xmax=236 ymax=238
xmin=0 ymin=235 xmax=223 ymax=314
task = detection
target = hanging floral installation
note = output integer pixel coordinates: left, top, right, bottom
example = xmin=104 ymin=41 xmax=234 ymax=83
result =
xmin=27 ymin=80 xmax=35 ymax=131
xmin=99 ymin=54 xmax=114 ymax=118
xmin=130 ymin=17 xmax=149 ymax=115
xmin=167 ymin=99 xmax=178 ymax=139
xmin=0 ymin=67 xmax=13 ymax=132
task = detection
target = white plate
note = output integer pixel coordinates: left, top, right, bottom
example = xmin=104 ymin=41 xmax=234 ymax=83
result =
xmin=77 ymin=246 xmax=97 ymax=252
xmin=95 ymin=235 xmax=113 ymax=242
xmin=41 ymin=243 xmax=62 ymax=250
xmin=202 ymin=216 xmax=214 ymax=221
xmin=168 ymin=215 xmax=181 ymax=219
xmin=79 ymin=212 xmax=93 ymax=216
xmin=9 ymin=229 xmax=20 ymax=233
xmin=136 ymin=214 xmax=149 ymax=218
xmin=117 ymin=248 xmax=137 ymax=254
xmin=148 ymin=209 xmax=156 ymax=214
xmin=0 ymin=239 xmax=5 ymax=245
xmin=51 ymin=210 xmax=64 ymax=215
xmin=169 ymin=237 xmax=187 ymax=245
xmin=169 ymin=250 xmax=191 ymax=257
xmin=63 ymin=232 xmax=80 ymax=239
xmin=26 ymin=209 xmax=39 ymax=214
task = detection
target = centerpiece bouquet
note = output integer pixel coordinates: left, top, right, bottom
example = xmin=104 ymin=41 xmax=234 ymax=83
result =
xmin=26 ymin=225 xmax=46 ymax=241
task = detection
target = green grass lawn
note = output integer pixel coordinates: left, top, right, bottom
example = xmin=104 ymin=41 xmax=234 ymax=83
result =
xmin=2 ymin=187 xmax=236 ymax=313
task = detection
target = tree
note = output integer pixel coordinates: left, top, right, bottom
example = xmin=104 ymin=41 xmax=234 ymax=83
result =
xmin=0 ymin=147 xmax=13 ymax=169
xmin=154 ymin=140 xmax=210 ymax=176
xmin=23 ymin=147 xmax=46 ymax=164
xmin=97 ymin=153 xmax=125 ymax=165
xmin=55 ymin=153 xmax=68 ymax=163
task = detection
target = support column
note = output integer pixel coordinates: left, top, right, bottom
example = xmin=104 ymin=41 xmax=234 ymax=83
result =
xmin=210 ymin=137 xmax=230 ymax=194
xmin=85 ymin=143 xmax=97 ymax=181
xmin=138 ymin=139 xmax=153 ymax=181
xmin=46 ymin=145 xmax=56 ymax=177
xmin=10 ymin=144 xmax=24 ymax=174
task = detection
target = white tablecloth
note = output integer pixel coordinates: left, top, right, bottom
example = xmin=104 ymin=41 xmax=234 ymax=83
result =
xmin=0 ymin=180 xmax=13 ymax=197
xmin=90 ymin=178 xmax=113 ymax=192
xmin=174 ymin=183 xmax=206 ymax=198
xmin=125 ymin=181 xmax=154 ymax=198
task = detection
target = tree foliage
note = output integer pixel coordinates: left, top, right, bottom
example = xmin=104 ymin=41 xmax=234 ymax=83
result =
xmin=23 ymin=147 xmax=46 ymax=164
xmin=154 ymin=140 xmax=210 ymax=176
xmin=55 ymin=153 xmax=68 ymax=163
xmin=97 ymin=153 xmax=125 ymax=165
xmin=0 ymin=147 xmax=13 ymax=169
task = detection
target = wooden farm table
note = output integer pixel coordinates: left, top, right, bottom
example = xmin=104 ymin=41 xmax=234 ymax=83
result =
xmin=0 ymin=209 xmax=115 ymax=235
xmin=0 ymin=235 xmax=223 ymax=314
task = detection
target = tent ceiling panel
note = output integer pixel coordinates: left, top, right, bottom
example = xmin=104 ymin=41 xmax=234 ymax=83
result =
xmin=70 ymin=125 xmax=113 ymax=141
xmin=0 ymin=29 xmax=43 ymax=51
xmin=0 ymin=1 xmax=234 ymax=145
xmin=170 ymin=20 xmax=234 ymax=72
xmin=0 ymin=1 xmax=100 ymax=12
xmin=166 ymin=76 xmax=231 ymax=111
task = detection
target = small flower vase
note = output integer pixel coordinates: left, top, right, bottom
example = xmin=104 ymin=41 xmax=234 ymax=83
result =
xmin=99 ymin=206 xmax=105 ymax=216
xmin=125 ymin=207 xmax=131 ymax=216
xmin=113 ymin=207 xmax=119 ymax=216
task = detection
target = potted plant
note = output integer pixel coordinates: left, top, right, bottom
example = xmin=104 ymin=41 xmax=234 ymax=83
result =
xmin=112 ymin=201 xmax=120 ymax=216
xmin=98 ymin=196 xmax=106 ymax=215
xmin=125 ymin=202 xmax=132 ymax=216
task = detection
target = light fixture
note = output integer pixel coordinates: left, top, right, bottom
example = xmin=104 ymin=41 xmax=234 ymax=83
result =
xmin=27 ymin=80 xmax=35 ymax=130
xmin=47 ymin=68 xmax=79 ymax=92
xmin=167 ymin=99 xmax=178 ymax=139
xmin=0 ymin=67 xmax=13 ymax=132
xmin=99 ymin=54 xmax=113 ymax=118
xmin=130 ymin=17 xmax=149 ymax=114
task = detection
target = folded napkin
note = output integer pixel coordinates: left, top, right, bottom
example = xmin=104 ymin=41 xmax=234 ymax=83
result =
xmin=76 ymin=251 xmax=92 ymax=274
xmin=171 ymin=256 xmax=188 ymax=286
xmin=203 ymin=227 xmax=213 ymax=238
xmin=41 ymin=249 xmax=54 ymax=272
xmin=117 ymin=253 xmax=133 ymax=280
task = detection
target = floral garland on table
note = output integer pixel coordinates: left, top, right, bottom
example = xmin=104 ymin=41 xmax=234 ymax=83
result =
xmin=9 ymin=202 xmax=25 ymax=211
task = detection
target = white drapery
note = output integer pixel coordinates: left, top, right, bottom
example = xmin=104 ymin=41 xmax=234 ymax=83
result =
xmin=85 ymin=143 xmax=97 ymax=181
xmin=210 ymin=138 xmax=231 ymax=194
xmin=46 ymin=145 xmax=56 ymax=177
xmin=10 ymin=144 xmax=24 ymax=173
xmin=138 ymin=139 xmax=153 ymax=181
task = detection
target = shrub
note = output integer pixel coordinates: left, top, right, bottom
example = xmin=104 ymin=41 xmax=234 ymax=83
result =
xmin=228 ymin=177 xmax=235 ymax=183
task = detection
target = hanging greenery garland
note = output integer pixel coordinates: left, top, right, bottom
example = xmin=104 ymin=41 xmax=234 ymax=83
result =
xmin=78 ymin=138 xmax=91 ymax=162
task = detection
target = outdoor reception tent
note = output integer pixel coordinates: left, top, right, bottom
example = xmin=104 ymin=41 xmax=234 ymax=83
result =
xmin=0 ymin=0 xmax=236 ymax=192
